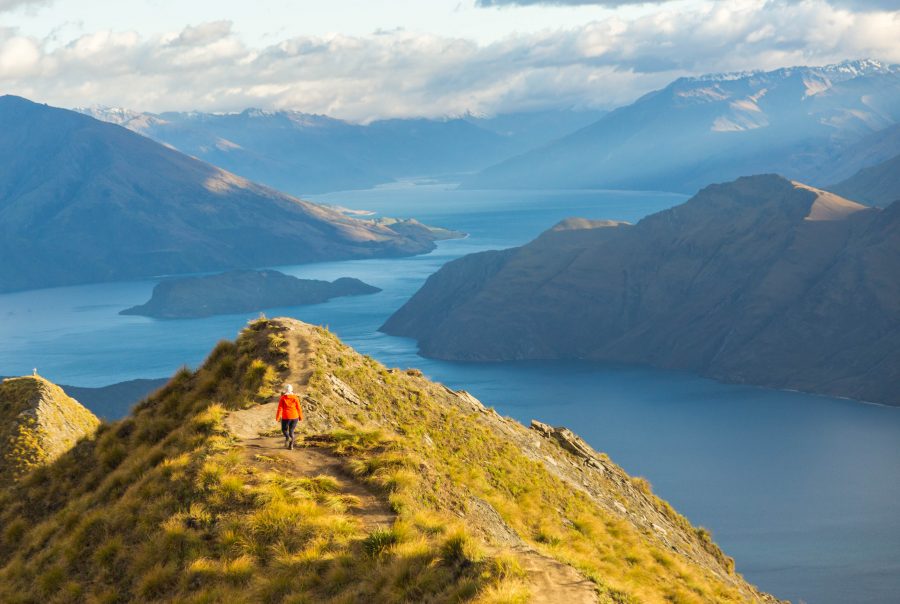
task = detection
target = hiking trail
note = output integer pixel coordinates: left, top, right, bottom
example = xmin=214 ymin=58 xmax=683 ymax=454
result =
xmin=224 ymin=322 xmax=394 ymax=530
xmin=224 ymin=319 xmax=598 ymax=603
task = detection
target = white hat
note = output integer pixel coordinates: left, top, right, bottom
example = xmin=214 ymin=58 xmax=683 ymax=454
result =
xmin=285 ymin=384 xmax=294 ymax=394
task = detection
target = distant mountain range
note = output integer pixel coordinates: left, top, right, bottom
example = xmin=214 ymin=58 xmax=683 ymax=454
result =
xmin=76 ymin=105 xmax=605 ymax=195
xmin=464 ymin=60 xmax=900 ymax=194
xmin=383 ymin=174 xmax=900 ymax=405
xmin=0 ymin=96 xmax=455 ymax=293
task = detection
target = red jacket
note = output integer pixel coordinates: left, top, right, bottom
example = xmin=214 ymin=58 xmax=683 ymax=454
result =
xmin=276 ymin=394 xmax=303 ymax=421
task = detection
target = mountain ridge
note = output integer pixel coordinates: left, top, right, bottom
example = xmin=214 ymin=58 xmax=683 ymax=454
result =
xmin=831 ymin=150 xmax=900 ymax=207
xmin=0 ymin=95 xmax=452 ymax=293
xmin=0 ymin=317 xmax=781 ymax=602
xmin=463 ymin=60 xmax=900 ymax=194
xmin=383 ymin=174 xmax=900 ymax=405
xmin=0 ymin=375 xmax=100 ymax=482
xmin=75 ymin=105 xmax=604 ymax=196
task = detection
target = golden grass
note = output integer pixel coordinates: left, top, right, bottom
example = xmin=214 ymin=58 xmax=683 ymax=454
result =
xmin=0 ymin=318 xmax=763 ymax=603
xmin=0 ymin=318 xmax=521 ymax=603
xmin=306 ymin=326 xmax=757 ymax=604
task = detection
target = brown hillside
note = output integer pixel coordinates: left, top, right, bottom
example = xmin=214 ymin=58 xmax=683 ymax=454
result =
xmin=383 ymin=175 xmax=900 ymax=405
xmin=0 ymin=318 xmax=781 ymax=603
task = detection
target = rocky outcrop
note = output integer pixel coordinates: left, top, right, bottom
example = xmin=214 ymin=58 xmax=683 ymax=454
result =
xmin=384 ymin=175 xmax=900 ymax=405
xmin=0 ymin=376 xmax=100 ymax=482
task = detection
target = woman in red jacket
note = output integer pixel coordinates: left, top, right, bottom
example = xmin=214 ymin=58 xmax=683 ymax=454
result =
xmin=276 ymin=384 xmax=303 ymax=450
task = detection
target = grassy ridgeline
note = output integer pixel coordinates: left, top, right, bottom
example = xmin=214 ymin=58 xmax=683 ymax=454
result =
xmin=0 ymin=318 xmax=778 ymax=603
xmin=0 ymin=320 xmax=521 ymax=603
xmin=0 ymin=377 xmax=100 ymax=483
xmin=305 ymin=326 xmax=775 ymax=604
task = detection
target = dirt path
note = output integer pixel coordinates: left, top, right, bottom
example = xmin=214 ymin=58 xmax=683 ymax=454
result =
xmin=238 ymin=442 xmax=395 ymax=530
xmin=514 ymin=547 xmax=598 ymax=604
xmin=225 ymin=319 xmax=597 ymax=602
xmin=224 ymin=324 xmax=394 ymax=530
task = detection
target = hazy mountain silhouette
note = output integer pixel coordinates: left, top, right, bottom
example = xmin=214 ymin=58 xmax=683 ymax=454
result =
xmin=831 ymin=150 xmax=900 ymax=207
xmin=465 ymin=61 xmax=900 ymax=193
xmin=77 ymin=106 xmax=604 ymax=195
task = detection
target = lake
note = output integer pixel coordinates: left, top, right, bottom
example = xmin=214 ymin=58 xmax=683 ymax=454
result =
xmin=1 ymin=182 xmax=898 ymax=604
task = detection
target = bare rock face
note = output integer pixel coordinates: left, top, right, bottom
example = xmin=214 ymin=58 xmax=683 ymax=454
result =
xmin=0 ymin=376 xmax=100 ymax=482
xmin=384 ymin=174 xmax=900 ymax=405
xmin=531 ymin=421 xmax=604 ymax=471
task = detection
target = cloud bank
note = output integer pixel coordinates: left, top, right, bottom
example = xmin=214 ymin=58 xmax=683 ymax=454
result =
xmin=476 ymin=0 xmax=674 ymax=6
xmin=477 ymin=0 xmax=893 ymax=7
xmin=1 ymin=0 xmax=899 ymax=120
xmin=0 ymin=0 xmax=49 ymax=12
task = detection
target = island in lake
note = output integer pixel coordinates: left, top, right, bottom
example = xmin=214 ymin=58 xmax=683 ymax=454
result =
xmin=122 ymin=269 xmax=381 ymax=319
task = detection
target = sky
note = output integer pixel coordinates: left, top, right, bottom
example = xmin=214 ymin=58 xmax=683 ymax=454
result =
xmin=1 ymin=0 xmax=899 ymax=121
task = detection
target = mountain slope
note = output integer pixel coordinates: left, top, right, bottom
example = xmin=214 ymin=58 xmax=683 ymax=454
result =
xmin=0 ymin=96 xmax=451 ymax=293
xmin=0 ymin=317 xmax=780 ymax=603
xmin=76 ymin=107 xmax=387 ymax=194
xmin=0 ymin=376 xmax=168 ymax=420
xmin=384 ymin=175 xmax=900 ymax=405
xmin=465 ymin=60 xmax=900 ymax=193
xmin=76 ymin=106 xmax=536 ymax=195
xmin=831 ymin=151 xmax=900 ymax=206
xmin=0 ymin=376 xmax=100 ymax=482
xmin=464 ymin=108 xmax=608 ymax=152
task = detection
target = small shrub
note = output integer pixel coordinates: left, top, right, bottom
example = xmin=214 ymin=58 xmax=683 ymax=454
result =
xmin=137 ymin=562 xmax=177 ymax=599
xmin=222 ymin=554 xmax=255 ymax=585
xmin=440 ymin=530 xmax=482 ymax=566
xmin=630 ymin=477 xmax=653 ymax=496
xmin=363 ymin=528 xmax=399 ymax=558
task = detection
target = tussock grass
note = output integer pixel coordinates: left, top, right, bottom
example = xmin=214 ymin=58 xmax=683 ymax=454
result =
xmin=0 ymin=318 xmax=761 ymax=603
xmin=306 ymin=326 xmax=759 ymax=604
xmin=0 ymin=318 xmax=519 ymax=603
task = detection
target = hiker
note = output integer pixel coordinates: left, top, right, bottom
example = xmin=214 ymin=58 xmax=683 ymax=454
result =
xmin=275 ymin=384 xmax=303 ymax=450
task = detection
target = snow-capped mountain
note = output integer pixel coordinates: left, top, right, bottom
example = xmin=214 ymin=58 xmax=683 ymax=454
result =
xmin=75 ymin=106 xmax=169 ymax=133
xmin=466 ymin=60 xmax=900 ymax=193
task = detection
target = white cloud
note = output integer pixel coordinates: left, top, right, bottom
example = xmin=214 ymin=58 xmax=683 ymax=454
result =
xmin=0 ymin=0 xmax=50 ymax=13
xmin=476 ymin=0 xmax=674 ymax=5
xmin=0 ymin=0 xmax=898 ymax=120
xmin=0 ymin=35 xmax=41 ymax=77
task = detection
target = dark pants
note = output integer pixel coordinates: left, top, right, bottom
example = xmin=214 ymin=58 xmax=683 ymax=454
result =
xmin=281 ymin=419 xmax=298 ymax=442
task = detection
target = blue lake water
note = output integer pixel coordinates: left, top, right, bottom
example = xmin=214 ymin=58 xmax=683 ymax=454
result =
xmin=1 ymin=182 xmax=898 ymax=604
